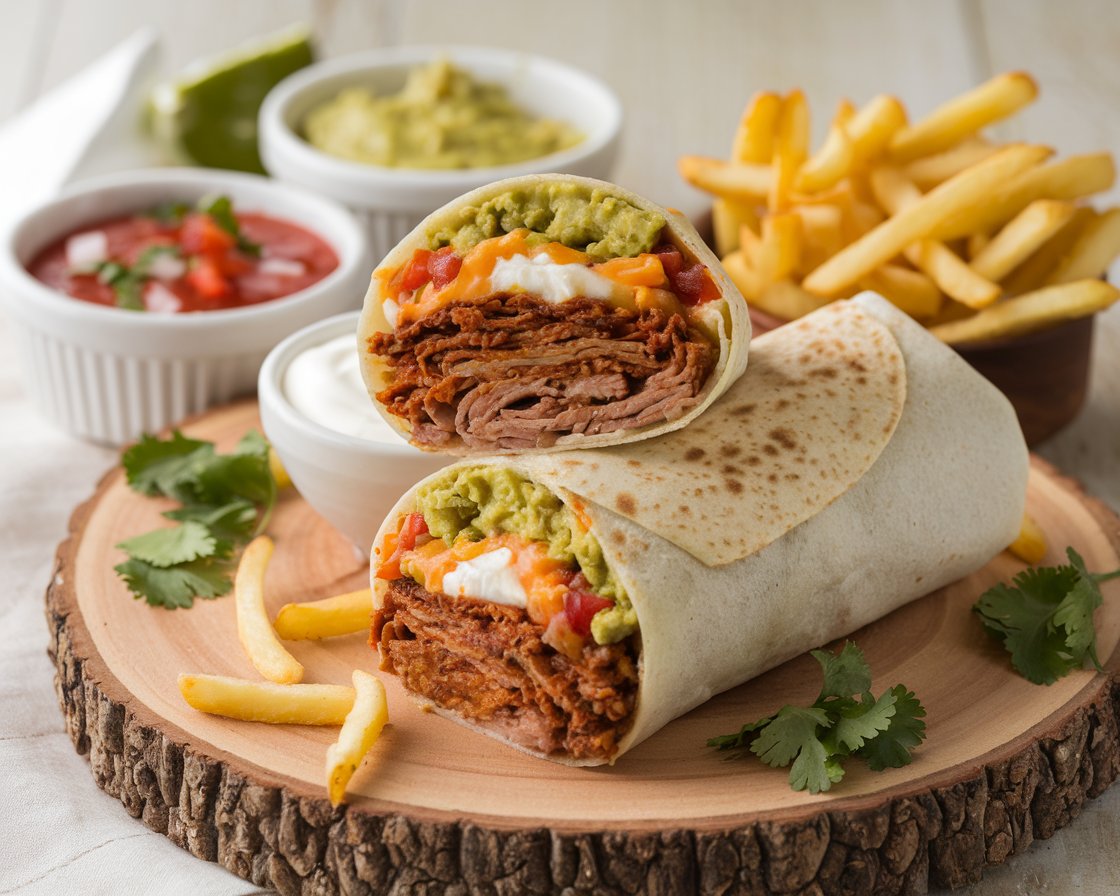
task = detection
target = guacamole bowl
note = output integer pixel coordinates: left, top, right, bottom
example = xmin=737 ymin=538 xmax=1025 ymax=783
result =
xmin=259 ymin=46 xmax=622 ymax=263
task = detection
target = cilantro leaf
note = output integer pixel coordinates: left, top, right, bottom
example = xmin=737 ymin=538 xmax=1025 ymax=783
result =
xmin=973 ymin=547 xmax=1117 ymax=685
xmin=148 ymin=200 xmax=191 ymax=225
xmin=199 ymin=193 xmax=261 ymax=257
xmin=114 ymin=556 xmax=234 ymax=608
xmin=122 ymin=431 xmax=212 ymax=496
xmin=163 ymin=499 xmax=259 ymax=542
xmin=708 ymin=641 xmax=926 ymax=793
xmin=116 ymin=520 xmax=222 ymax=567
xmin=95 ymin=260 xmax=144 ymax=310
xmin=857 ymin=686 xmax=927 ymax=771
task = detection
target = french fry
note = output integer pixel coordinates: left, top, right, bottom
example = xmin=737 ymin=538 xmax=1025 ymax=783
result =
xmin=889 ymin=71 xmax=1039 ymax=162
xmin=721 ymin=249 xmax=763 ymax=301
xmin=326 ymin=671 xmax=389 ymax=806
xmin=711 ymin=197 xmax=758 ymax=257
xmin=803 ymin=144 xmax=1051 ymax=295
xmin=1003 ymin=208 xmax=1093 ymax=295
xmin=971 ymin=200 xmax=1077 ymax=281
xmin=793 ymin=203 xmax=845 ymax=272
xmin=739 ymin=222 xmax=763 ymax=267
xmin=753 ymin=279 xmax=833 ymax=320
xmin=274 ymin=588 xmax=373 ymax=641
xmin=795 ymin=101 xmax=855 ymax=193
xmin=930 ymin=279 xmax=1120 ymax=344
xmin=758 ymin=213 xmax=802 ymax=283
xmin=1008 ymin=514 xmax=1047 ymax=565
xmin=268 ymin=448 xmax=292 ymax=491
xmin=903 ymin=138 xmax=1001 ymax=190
xmin=933 ymin=152 xmax=1114 ymax=240
xmin=178 ymin=673 xmax=355 ymax=725
xmin=846 ymin=94 xmax=908 ymax=163
xmin=844 ymin=201 xmax=886 ymax=242
xmin=678 ymin=156 xmax=772 ymax=200
xmin=910 ymin=241 xmax=1001 ymax=309
xmin=235 ymin=535 xmax=304 ymax=684
xmin=1045 ymin=208 xmax=1120 ymax=284
xmin=732 ymin=91 xmax=782 ymax=163
xmin=860 ymin=264 xmax=943 ymax=319
xmin=967 ymin=232 xmax=991 ymax=260
xmin=770 ymin=90 xmax=810 ymax=212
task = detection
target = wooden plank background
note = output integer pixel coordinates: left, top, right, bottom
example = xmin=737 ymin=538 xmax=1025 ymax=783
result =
xmin=1 ymin=1 xmax=1117 ymax=893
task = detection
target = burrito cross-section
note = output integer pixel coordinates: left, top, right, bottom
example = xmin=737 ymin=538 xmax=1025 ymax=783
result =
xmin=371 ymin=294 xmax=1030 ymax=766
xmin=358 ymin=175 xmax=750 ymax=455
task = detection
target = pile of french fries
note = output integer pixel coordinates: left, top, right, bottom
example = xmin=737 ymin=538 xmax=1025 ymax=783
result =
xmin=680 ymin=72 xmax=1120 ymax=344
xmin=178 ymin=535 xmax=384 ymax=806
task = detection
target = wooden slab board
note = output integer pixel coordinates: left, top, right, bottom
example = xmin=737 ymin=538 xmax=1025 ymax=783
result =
xmin=47 ymin=400 xmax=1120 ymax=895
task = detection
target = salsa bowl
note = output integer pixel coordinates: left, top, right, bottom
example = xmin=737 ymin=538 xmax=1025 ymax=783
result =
xmin=0 ymin=168 xmax=370 ymax=444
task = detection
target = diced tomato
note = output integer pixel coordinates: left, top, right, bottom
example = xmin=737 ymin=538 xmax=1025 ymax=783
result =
xmin=543 ymin=612 xmax=584 ymax=660
xmin=563 ymin=583 xmax=614 ymax=637
xmin=185 ymin=257 xmax=231 ymax=300
xmin=652 ymin=244 xmax=683 ymax=278
xmin=375 ymin=512 xmax=430 ymax=580
xmin=427 ymin=246 xmax=463 ymax=289
xmin=670 ymin=262 xmax=721 ymax=305
xmin=180 ymin=213 xmax=236 ymax=255
xmin=400 ymin=249 xmax=434 ymax=292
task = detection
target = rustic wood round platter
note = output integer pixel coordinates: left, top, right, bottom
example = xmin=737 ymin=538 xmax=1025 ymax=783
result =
xmin=47 ymin=400 xmax=1120 ymax=896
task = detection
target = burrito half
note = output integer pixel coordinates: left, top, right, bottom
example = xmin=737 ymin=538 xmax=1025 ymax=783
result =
xmin=358 ymin=175 xmax=750 ymax=454
xmin=370 ymin=293 xmax=1029 ymax=764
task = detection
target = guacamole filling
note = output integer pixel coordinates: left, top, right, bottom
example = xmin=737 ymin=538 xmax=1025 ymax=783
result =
xmin=372 ymin=467 xmax=639 ymax=760
xmin=368 ymin=182 xmax=722 ymax=451
xmin=303 ymin=59 xmax=582 ymax=169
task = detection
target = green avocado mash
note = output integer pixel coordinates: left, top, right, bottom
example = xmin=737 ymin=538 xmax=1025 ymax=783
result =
xmin=413 ymin=466 xmax=637 ymax=644
xmin=428 ymin=181 xmax=667 ymax=262
xmin=303 ymin=59 xmax=582 ymax=170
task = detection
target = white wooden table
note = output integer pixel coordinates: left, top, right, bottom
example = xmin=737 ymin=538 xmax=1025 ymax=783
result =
xmin=1 ymin=2 xmax=1117 ymax=893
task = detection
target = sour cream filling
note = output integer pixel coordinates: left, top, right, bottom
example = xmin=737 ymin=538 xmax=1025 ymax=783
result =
xmin=440 ymin=547 xmax=528 ymax=608
xmin=490 ymin=253 xmax=615 ymax=304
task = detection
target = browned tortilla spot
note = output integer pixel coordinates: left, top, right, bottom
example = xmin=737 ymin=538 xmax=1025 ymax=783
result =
xmin=616 ymin=493 xmax=637 ymax=515
xmin=725 ymin=478 xmax=744 ymax=495
xmin=684 ymin=447 xmax=705 ymax=462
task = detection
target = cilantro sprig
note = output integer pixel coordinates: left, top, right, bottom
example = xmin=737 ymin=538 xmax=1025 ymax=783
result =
xmin=974 ymin=547 xmax=1120 ymax=685
xmin=708 ymin=642 xmax=927 ymax=794
xmin=198 ymin=194 xmax=261 ymax=257
xmin=93 ymin=246 xmax=182 ymax=310
xmin=114 ymin=430 xmax=278 ymax=608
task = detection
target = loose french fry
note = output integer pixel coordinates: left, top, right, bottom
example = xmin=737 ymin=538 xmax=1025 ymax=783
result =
xmin=753 ymin=279 xmax=833 ymax=320
xmin=971 ymin=199 xmax=1077 ymax=280
xmin=1008 ymin=514 xmax=1047 ymax=565
xmin=803 ymin=144 xmax=1051 ymax=295
xmin=268 ymin=448 xmax=292 ymax=491
xmin=793 ymin=203 xmax=845 ymax=272
xmin=910 ymin=241 xmax=1001 ymax=309
xmin=770 ymin=90 xmax=810 ymax=212
xmin=1003 ymin=208 xmax=1093 ymax=295
xmin=860 ymin=264 xmax=943 ymax=319
xmin=274 ymin=588 xmax=373 ymax=641
xmin=795 ymin=101 xmax=855 ymax=193
xmin=889 ymin=72 xmax=1038 ymax=162
xmin=738 ymin=222 xmax=763 ymax=267
xmin=721 ymin=249 xmax=763 ymax=301
xmin=846 ymin=94 xmax=908 ymax=162
xmin=758 ymin=213 xmax=802 ymax=283
xmin=326 ymin=671 xmax=389 ymax=806
xmin=178 ymin=673 xmax=354 ymax=725
xmin=235 ymin=535 xmax=304 ymax=684
xmin=930 ymin=279 xmax=1120 ymax=344
xmin=732 ymin=91 xmax=782 ymax=163
xmin=967 ymin=232 xmax=991 ymax=260
xmin=711 ymin=197 xmax=758 ymax=257
xmin=678 ymin=156 xmax=772 ymax=200
xmin=1045 ymin=208 xmax=1120 ymax=284
xmin=933 ymin=152 xmax=1114 ymax=239
xmin=903 ymin=138 xmax=1002 ymax=190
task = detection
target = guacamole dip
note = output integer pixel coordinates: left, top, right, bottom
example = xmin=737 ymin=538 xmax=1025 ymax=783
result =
xmin=303 ymin=59 xmax=582 ymax=170
xmin=414 ymin=466 xmax=638 ymax=644
xmin=427 ymin=181 xmax=667 ymax=262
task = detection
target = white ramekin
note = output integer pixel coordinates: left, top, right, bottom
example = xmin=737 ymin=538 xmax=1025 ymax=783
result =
xmin=0 ymin=168 xmax=371 ymax=445
xmin=259 ymin=45 xmax=622 ymax=264
xmin=258 ymin=311 xmax=449 ymax=553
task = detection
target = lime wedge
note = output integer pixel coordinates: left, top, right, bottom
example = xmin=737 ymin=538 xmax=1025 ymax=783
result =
xmin=149 ymin=24 xmax=314 ymax=173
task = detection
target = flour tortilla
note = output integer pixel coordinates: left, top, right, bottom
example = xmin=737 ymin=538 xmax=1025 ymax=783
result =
xmin=372 ymin=293 xmax=1030 ymax=765
xmin=357 ymin=174 xmax=751 ymax=455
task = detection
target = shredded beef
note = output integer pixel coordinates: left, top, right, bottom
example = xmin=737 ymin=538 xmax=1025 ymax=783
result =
xmin=374 ymin=578 xmax=639 ymax=761
xmin=369 ymin=295 xmax=715 ymax=449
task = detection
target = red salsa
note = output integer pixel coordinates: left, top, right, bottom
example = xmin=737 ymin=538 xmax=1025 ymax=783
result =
xmin=27 ymin=196 xmax=339 ymax=313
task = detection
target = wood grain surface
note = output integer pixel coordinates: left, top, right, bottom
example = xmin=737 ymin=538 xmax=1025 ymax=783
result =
xmin=46 ymin=401 xmax=1120 ymax=894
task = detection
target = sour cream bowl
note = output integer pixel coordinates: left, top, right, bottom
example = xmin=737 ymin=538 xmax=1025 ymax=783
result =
xmin=0 ymin=168 xmax=371 ymax=444
xmin=259 ymin=46 xmax=622 ymax=263
xmin=259 ymin=311 xmax=450 ymax=553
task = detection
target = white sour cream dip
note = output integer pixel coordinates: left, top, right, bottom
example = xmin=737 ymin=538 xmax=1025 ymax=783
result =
xmin=441 ymin=547 xmax=528 ymax=608
xmin=491 ymin=253 xmax=616 ymax=303
xmin=284 ymin=334 xmax=407 ymax=444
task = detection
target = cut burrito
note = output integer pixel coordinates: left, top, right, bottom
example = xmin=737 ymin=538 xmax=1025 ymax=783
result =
xmin=370 ymin=293 xmax=1029 ymax=765
xmin=358 ymin=175 xmax=750 ymax=454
